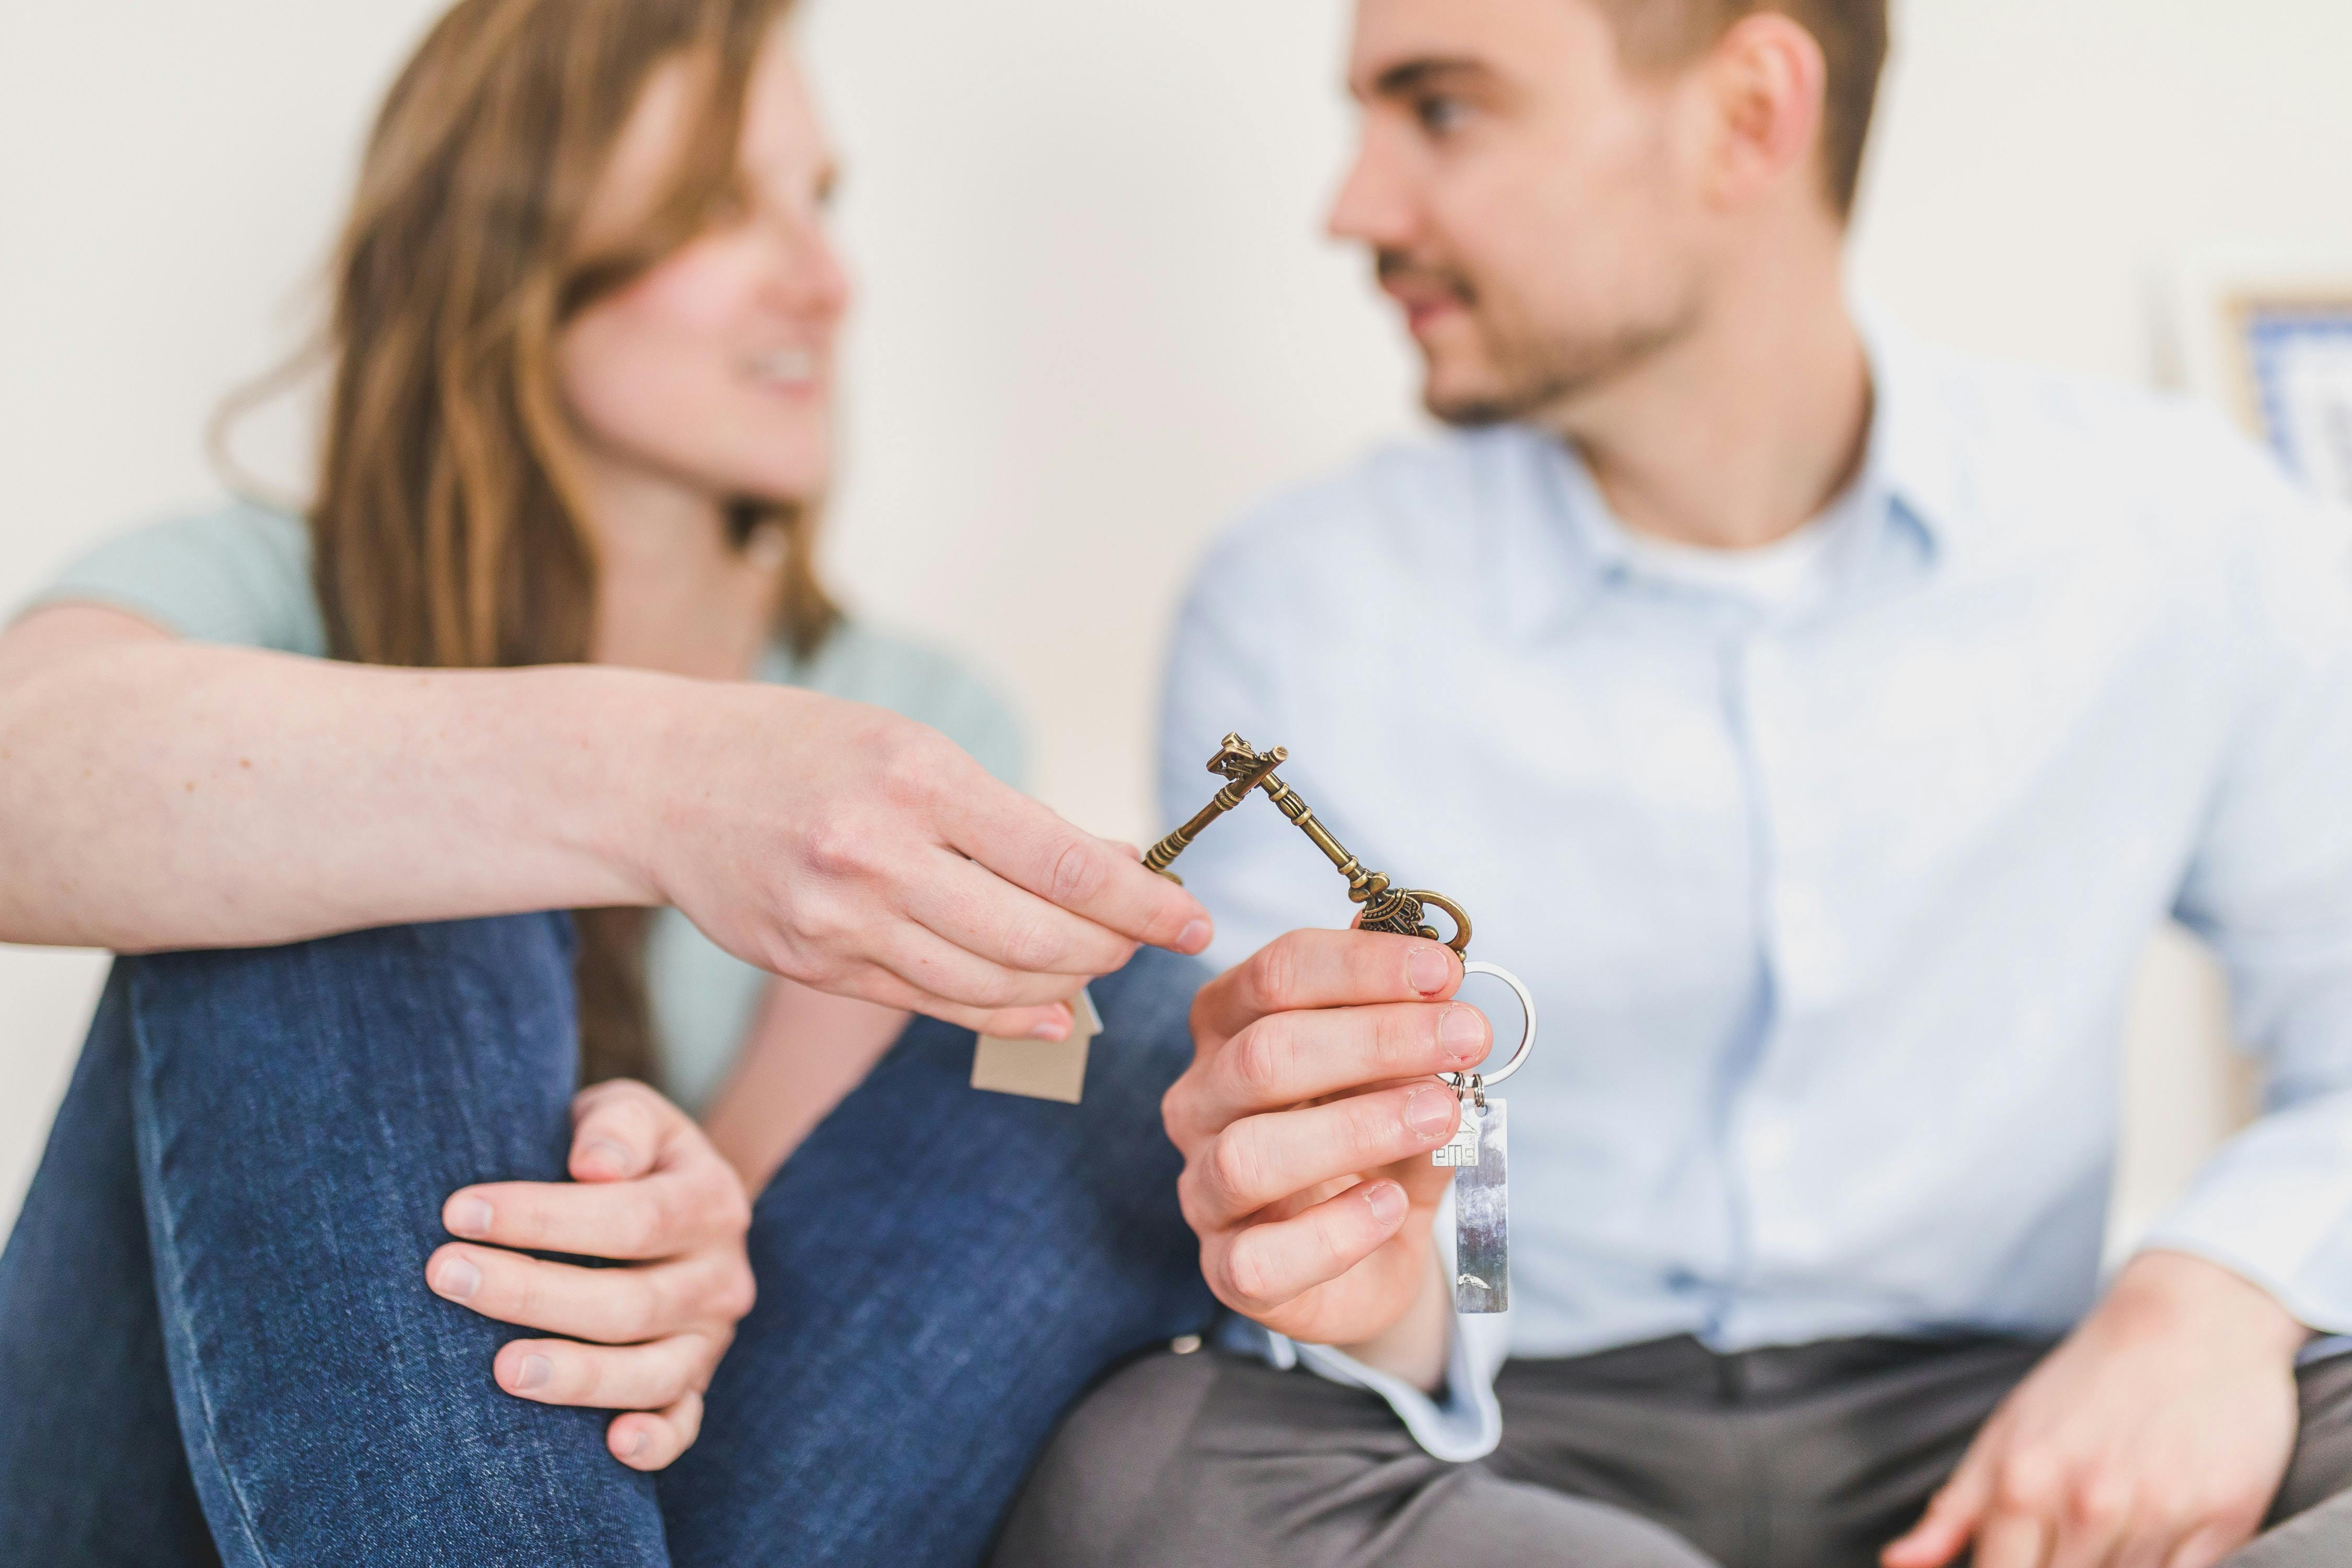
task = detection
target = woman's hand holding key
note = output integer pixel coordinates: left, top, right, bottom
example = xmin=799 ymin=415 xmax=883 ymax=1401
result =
xmin=1163 ymin=930 xmax=1490 ymax=1370
xmin=634 ymin=685 xmax=1214 ymax=1040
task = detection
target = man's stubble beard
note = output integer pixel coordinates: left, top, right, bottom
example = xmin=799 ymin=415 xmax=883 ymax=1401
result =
xmin=1425 ymin=288 xmax=1703 ymax=431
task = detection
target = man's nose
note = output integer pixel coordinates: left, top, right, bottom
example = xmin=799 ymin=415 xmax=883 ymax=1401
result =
xmin=1325 ymin=137 xmax=1415 ymax=251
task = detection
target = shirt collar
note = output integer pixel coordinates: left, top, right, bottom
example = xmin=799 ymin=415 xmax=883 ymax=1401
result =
xmin=1516 ymin=306 xmax=1963 ymax=627
xmin=1858 ymin=305 xmax=1968 ymax=558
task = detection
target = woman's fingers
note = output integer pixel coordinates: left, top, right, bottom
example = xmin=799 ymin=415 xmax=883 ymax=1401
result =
xmin=443 ymin=1160 xmax=748 ymax=1260
xmin=425 ymin=1080 xmax=746 ymax=1469
xmin=427 ymin=1242 xmax=752 ymax=1344
xmin=1208 ymin=1179 xmax=1414 ymax=1315
xmin=944 ymin=791 xmax=1211 ymax=954
xmin=1183 ymin=1083 xmax=1460 ymax=1229
xmin=492 ymin=1331 xmax=723 ymax=1412
xmin=909 ymin=849 xmax=1143 ymax=979
xmin=870 ymin=920 xmax=1093 ymax=1014
xmin=446 ymin=1082 xmax=750 ymax=1262
xmin=825 ymin=964 xmax=1072 ymax=1041
xmin=567 ymin=1079 xmax=676 ymax=1182
xmin=1193 ymin=930 xmax=1462 ymax=1045
xmin=609 ymin=1391 xmax=704 ymax=1471
xmin=1183 ymin=1000 xmax=1490 ymax=1134
xmin=971 ymin=1000 xmax=1077 ymax=1040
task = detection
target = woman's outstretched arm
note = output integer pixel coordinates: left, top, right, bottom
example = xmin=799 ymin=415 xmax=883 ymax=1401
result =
xmin=0 ymin=606 xmax=653 ymax=947
xmin=0 ymin=605 xmax=1212 ymax=1034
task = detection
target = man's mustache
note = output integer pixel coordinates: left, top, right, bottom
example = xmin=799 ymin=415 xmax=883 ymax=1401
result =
xmin=1375 ymin=251 xmax=1478 ymax=306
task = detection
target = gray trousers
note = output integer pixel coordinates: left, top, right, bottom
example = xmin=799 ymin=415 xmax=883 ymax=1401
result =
xmin=993 ymin=1335 xmax=2352 ymax=1568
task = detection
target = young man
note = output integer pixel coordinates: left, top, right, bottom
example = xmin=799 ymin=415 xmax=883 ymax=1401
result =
xmin=997 ymin=2 xmax=2352 ymax=1566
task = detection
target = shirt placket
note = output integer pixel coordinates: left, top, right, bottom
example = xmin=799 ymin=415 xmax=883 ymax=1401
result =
xmin=1714 ymin=610 xmax=1839 ymax=1344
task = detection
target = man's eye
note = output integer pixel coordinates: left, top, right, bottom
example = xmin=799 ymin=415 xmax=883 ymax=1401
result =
xmin=707 ymin=185 xmax=753 ymax=226
xmin=1415 ymin=95 xmax=1469 ymax=137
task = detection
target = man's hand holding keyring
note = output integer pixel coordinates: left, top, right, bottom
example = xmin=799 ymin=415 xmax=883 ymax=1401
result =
xmin=1148 ymin=734 xmax=1538 ymax=1382
xmin=1165 ymin=928 xmax=1486 ymax=1371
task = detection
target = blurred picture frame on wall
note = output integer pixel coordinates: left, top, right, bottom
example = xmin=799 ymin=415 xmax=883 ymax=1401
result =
xmin=2171 ymin=250 xmax=2352 ymax=509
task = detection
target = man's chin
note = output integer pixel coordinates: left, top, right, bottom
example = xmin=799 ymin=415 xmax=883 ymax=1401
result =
xmin=1422 ymin=355 xmax=1613 ymax=430
xmin=1416 ymin=348 xmax=1566 ymax=429
xmin=1421 ymin=375 xmax=1531 ymax=430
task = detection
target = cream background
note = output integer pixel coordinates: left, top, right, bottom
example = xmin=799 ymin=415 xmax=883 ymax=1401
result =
xmin=5 ymin=0 xmax=2352 ymax=1240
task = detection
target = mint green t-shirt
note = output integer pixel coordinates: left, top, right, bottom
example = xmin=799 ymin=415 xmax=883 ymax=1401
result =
xmin=25 ymin=501 xmax=1028 ymax=1113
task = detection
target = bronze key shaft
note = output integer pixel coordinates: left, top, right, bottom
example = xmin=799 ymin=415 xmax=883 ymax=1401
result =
xmin=1143 ymin=733 xmax=1473 ymax=955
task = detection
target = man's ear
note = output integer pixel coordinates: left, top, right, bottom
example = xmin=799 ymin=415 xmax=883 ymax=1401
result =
xmin=1698 ymin=11 xmax=1830 ymax=214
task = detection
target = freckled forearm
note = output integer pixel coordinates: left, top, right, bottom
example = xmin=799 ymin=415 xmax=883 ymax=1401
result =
xmin=0 ymin=633 xmax=675 ymax=949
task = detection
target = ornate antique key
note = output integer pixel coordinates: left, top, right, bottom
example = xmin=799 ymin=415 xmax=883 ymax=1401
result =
xmin=1146 ymin=734 xmax=1537 ymax=1314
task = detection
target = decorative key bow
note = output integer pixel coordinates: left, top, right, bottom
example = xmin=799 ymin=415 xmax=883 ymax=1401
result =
xmin=1145 ymin=733 xmax=1475 ymax=955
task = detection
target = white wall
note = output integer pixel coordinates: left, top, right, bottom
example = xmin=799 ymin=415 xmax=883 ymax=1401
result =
xmin=6 ymin=0 xmax=2351 ymax=1232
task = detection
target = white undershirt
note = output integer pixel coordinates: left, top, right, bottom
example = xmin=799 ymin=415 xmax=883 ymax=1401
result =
xmin=1613 ymin=481 xmax=1867 ymax=612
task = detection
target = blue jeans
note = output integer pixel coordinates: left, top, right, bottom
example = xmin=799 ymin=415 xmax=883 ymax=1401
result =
xmin=0 ymin=914 xmax=1218 ymax=1566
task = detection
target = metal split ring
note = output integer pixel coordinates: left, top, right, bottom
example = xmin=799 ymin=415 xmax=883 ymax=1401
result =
xmin=1440 ymin=961 xmax=1537 ymax=1093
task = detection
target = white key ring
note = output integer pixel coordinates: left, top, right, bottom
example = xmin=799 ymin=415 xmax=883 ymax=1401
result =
xmin=1443 ymin=960 xmax=1537 ymax=1091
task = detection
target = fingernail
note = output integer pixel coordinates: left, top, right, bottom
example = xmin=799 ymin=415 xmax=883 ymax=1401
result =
xmin=1408 ymin=944 xmax=1452 ymax=995
xmin=1438 ymin=1005 xmax=1484 ymax=1064
xmin=515 ymin=1354 xmax=552 ymax=1392
xmin=1178 ymin=918 xmax=1212 ymax=953
xmin=578 ymin=1139 xmax=631 ymax=1178
xmin=1364 ymin=1182 xmax=1408 ymax=1227
xmin=1027 ymin=1010 xmax=1070 ymax=1042
xmin=448 ymin=1197 xmax=493 ymax=1238
xmin=1404 ymin=1085 xmax=1455 ymax=1137
xmin=432 ymin=1254 xmax=481 ymax=1301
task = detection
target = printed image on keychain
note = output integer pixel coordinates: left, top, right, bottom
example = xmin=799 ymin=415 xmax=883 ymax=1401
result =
xmin=1142 ymin=732 xmax=1540 ymax=1315
xmin=1430 ymin=965 xmax=1536 ymax=1313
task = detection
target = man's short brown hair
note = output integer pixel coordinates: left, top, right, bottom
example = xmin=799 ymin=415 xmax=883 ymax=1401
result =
xmin=1597 ymin=0 xmax=1889 ymax=219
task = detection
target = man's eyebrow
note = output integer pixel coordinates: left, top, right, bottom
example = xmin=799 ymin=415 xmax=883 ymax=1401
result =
xmin=1367 ymin=57 xmax=1496 ymax=99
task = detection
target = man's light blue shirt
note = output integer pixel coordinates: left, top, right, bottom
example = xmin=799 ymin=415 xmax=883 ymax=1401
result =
xmin=1160 ymin=324 xmax=2352 ymax=1460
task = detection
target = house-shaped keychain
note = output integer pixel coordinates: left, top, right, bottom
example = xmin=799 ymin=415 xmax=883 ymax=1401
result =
xmin=971 ymin=987 xmax=1104 ymax=1104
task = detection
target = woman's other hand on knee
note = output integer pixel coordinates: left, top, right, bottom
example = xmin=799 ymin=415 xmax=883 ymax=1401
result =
xmin=425 ymin=1079 xmax=756 ymax=1471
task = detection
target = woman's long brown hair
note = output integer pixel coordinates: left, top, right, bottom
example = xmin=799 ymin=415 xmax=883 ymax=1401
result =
xmin=307 ymin=0 xmax=838 ymax=1087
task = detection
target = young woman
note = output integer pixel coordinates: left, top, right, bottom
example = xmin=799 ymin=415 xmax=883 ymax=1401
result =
xmin=0 ymin=1 xmax=1224 ymax=1561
